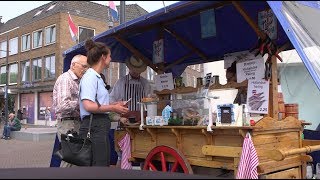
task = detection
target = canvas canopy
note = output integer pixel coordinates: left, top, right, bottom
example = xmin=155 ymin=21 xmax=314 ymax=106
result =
xmin=63 ymin=1 xmax=320 ymax=91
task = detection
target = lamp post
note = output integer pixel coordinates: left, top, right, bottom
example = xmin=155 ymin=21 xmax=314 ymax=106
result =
xmin=0 ymin=36 xmax=9 ymax=124
xmin=118 ymin=1 xmax=126 ymax=78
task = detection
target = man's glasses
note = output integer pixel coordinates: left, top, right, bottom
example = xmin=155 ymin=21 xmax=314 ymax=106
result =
xmin=74 ymin=62 xmax=89 ymax=69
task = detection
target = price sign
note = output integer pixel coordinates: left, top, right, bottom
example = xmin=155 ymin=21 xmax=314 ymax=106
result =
xmin=246 ymin=80 xmax=269 ymax=114
xmin=154 ymin=73 xmax=174 ymax=91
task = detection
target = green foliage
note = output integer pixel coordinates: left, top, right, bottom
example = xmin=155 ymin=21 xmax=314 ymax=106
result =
xmin=168 ymin=117 xmax=183 ymax=126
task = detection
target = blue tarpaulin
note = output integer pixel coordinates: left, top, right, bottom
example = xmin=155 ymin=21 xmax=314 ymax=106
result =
xmin=63 ymin=1 xmax=320 ymax=90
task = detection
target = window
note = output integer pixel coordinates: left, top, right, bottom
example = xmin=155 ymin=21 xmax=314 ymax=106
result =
xmin=78 ymin=27 xmax=95 ymax=43
xmin=9 ymin=37 xmax=18 ymax=55
xmin=21 ymin=60 xmax=30 ymax=82
xmin=45 ymin=55 xmax=55 ymax=79
xmin=32 ymin=58 xmax=42 ymax=81
xmin=0 ymin=41 xmax=7 ymax=58
xmin=34 ymin=9 xmax=43 ymax=17
xmin=147 ymin=67 xmax=157 ymax=81
xmin=22 ymin=34 xmax=31 ymax=51
xmin=9 ymin=63 xmax=18 ymax=84
xmin=197 ymin=64 xmax=201 ymax=72
xmin=0 ymin=66 xmax=6 ymax=85
xmin=33 ymin=29 xmax=43 ymax=48
xmin=193 ymin=76 xmax=196 ymax=87
xmin=45 ymin=25 xmax=56 ymax=45
xmin=46 ymin=3 xmax=57 ymax=11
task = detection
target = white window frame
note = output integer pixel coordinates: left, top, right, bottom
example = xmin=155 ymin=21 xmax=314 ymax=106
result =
xmin=0 ymin=40 xmax=7 ymax=58
xmin=21 ymin=60 xmax=31 ymax=83
xmin=32 ymin=29 xmax=43 ymax=49
xmin=8 ymin=63 xmax=18 ymax=85
xmin=0 ymin=65 xmax=6 ymax=85
xmin=44 ymin=54 xmax=55 ymax=79
xmin=9 ymin=37 xmax=18 ymax=55
xmin=78 ymin=26 xmax=95 ymax=43
xmin=21 ymin=33 xmax=31 ymax=52
xmin=45 ymin=24 xmax=56 ymax=46
xmin=32 ymin=57 xmax=42 ymax=81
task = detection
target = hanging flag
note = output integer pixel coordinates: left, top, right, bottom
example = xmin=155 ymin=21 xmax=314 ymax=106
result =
xmin=68 ymin=12 xmax=78 ymax=42
xmin=108 ymin=1 xmax=119 ymax=22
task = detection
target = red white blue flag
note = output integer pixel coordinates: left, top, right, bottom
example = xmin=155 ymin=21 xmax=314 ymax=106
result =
xmin=68 ymin=13 xmax=78 ymax=42
xmin=108 ymin=1 xmax=119 ymax=21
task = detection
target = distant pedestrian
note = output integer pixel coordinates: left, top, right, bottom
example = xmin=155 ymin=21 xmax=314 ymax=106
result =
xmin=17 ymin=109 xmax=23 ymax=121
xmin=44 ymin=107 xmax=51 ymax=126
xmin=1 ymin=113 xmax=21 ymax=140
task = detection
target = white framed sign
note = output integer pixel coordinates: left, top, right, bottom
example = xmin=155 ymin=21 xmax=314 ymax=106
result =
xmin=246 ymin=80 xmax=269 ymax=114
xmin=153 ymin=39 xmax=164 ymax=64
xmin=154 ymin=73 xmax=174 ymax=91
xmin=236 ymin=57 xmax=265 ymax=83
xmin=224 ymin=50 xmax=256 ymax=69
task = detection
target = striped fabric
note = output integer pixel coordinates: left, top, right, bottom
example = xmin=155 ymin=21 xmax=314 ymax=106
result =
xmin=118 ymin=133 xmax=133 ymax=170
xmin=236 ymin=132 xmax=259 ymax=179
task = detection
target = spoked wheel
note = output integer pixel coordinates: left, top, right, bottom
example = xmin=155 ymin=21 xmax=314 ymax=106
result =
xmin=143 ymin=145 xmax=193 ymax=174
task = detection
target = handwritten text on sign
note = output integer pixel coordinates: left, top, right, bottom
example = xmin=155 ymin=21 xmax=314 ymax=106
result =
xmin=258 ymin=9 xmax=277 ymax=40
xmin=246 ymin=80 xmax=269 ymax=114
xmin=153 ymin=39 xmax=164 ymax=64
xmin=154 ymin=73 xmax=174 ymax=91
xmin=237 ymin=57 xmax=264 ymax=83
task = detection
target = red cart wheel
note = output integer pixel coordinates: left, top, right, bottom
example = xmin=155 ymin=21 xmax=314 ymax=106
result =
xmin=143 ymin=145 xmax=193 ymax=174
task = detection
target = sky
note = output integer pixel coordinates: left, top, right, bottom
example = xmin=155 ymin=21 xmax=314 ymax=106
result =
xmin=0 ymin=1 xmax=179 ymax=23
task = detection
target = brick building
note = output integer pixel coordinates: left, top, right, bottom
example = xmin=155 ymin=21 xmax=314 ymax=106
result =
xmin=0 ymin=1 xmax=203 ymax=125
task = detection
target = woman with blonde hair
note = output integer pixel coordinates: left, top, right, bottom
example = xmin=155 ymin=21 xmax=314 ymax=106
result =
xmin=79 ymin=39 xmax=129 ymax=166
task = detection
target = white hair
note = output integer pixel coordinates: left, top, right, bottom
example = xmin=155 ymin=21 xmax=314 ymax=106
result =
xmin=70 ymin=54 xmax=85 ymax=69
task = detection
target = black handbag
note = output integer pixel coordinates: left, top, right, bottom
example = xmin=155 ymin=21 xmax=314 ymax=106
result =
xmin=57 ymin=114 xmax=93 ymax=166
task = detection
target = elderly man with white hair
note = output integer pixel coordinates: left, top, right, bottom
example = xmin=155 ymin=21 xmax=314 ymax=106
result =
xmin=1 ymin=113 xmax=21 ymax=140
xmin=52 ymin=54 xmax=88 ymax=167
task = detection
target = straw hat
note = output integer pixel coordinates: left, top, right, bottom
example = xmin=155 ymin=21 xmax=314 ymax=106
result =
xmin=125 ymin=56 xmax=147 ymax=73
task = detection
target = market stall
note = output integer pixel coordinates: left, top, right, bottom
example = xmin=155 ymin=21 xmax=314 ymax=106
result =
xmin=62 ymin=1 xmax=320 ymax=178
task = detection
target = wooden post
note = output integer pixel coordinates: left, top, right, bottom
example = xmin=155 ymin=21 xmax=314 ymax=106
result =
xmin=268 ymin=55 xmax=278 ymax=118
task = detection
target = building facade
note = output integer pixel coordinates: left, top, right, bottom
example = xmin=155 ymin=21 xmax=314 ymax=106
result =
xmin=0 ymin=1 xmax=148 ymax=125
xmin=0 ymin=1 xmax=203 ymax=125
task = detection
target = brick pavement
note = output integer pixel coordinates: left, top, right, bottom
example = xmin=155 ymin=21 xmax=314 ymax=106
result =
xmin=0 ymin=123 xmax=55 ymax=168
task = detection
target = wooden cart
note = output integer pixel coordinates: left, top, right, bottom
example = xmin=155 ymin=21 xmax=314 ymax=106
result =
xmin=115 ymin=78 xmax=320 ymax=178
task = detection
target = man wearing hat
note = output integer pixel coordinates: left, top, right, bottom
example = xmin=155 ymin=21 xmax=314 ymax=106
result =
xmin=109 ymin=55 xmax=152 ymax=168
xmin=110 ymin=55 xmax=152 ymax=122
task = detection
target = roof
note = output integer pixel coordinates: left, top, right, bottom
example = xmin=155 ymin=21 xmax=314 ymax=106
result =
xmin=62 ymin=1 xmax=320 ymax=90
xmin=0 ymin=1 xmax=148 ymax=34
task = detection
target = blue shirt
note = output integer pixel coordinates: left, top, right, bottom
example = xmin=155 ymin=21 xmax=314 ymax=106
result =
xmin=79 ymin=68 xmax=109 ymax=119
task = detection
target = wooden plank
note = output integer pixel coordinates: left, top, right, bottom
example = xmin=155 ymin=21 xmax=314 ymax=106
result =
xmin=253 ymin=132 xmax=299 ymax=145
xmin=254 ymin=116 xmax=301 ymax=131
xmin=258 ymin=156 xmax=302 ymax=174
xmin=261 ymin=167 xmax=301 ymax=179
xmin=302 ymin=139 xmax=320 ymax=147
xmin=209 ymin=80 xmax=248 ymax=90
xmin=188 ymin=157 xmax=235 ymax=170
xmin=202 ymin=145 xmax=242 ymax=158
xmin=181 ymin=133 xmax=207 ymax=158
